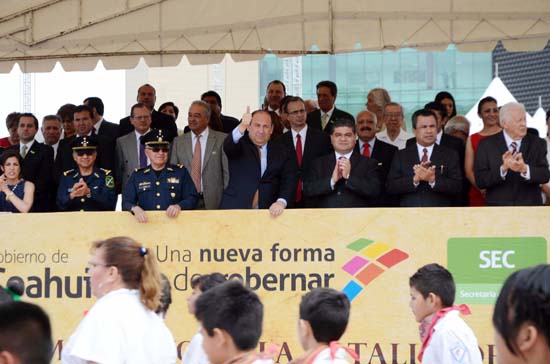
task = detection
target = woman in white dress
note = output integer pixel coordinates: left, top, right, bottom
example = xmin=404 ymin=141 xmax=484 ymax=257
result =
xmin=62 ymin=236 xmax=176 ymax=364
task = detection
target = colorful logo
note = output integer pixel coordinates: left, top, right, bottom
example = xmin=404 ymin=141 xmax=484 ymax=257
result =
xmin=342 ymin=238 xmax=409 ymax=301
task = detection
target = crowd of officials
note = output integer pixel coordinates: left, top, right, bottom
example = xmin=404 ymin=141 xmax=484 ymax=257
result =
xmin=1 ymin=81 xmax=550 ymax=219
xmin=1 ymin=236 xmax=549 ymax=364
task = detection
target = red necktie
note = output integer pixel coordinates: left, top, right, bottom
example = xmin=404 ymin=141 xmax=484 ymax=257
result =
xmin=421 ymin=148 xmax=428 ymax=163
xmin=295 ymin=134 xmax=303 ymax=202
xmin=363 ymin=143 xmax=370 ymax=157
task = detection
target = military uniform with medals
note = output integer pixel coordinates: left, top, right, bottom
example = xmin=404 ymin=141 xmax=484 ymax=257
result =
xmin=56 ymin=136 xmax=117 ymax=211
xmin=122 ymin=130 xmax=198 ymax=212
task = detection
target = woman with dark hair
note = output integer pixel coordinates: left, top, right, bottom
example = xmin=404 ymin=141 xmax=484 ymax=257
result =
xmin=464 ymin=96 xmax=501 ymax=206
xmin=493 ymin=264 xmax=550 ymax=364
xmin=268 ymin=110 xmax=284 ymax=140
xmin=159 ymin=101 xmax=180 ymax=122
xmin=0 ymin=150 xmax=34 ymax=213
xmin=62 ymin=237 xmax=176 ymax=364
xmin=435 ymin=91 xmax=457 ymax=120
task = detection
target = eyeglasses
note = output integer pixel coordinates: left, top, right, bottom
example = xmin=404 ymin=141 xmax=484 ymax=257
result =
xmin=147 ymin=147 xmax=169 ymax=153
xmin=288 ymin=109 xmax=306 ymax=116
xmin=132 ymin=115 xmax=151 ymax=121
xmin=75 ymin=150 xmax=95 ymax=156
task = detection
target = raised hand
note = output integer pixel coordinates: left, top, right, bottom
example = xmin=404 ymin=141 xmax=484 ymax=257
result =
xmin=239 ymin=106 xmax=252 ymax=134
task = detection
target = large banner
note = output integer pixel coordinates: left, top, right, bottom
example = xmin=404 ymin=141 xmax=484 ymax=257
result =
xmin=1 ymin=207 xmax=548 ymax=364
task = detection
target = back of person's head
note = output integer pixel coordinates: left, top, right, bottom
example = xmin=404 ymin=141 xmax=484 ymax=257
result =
xmin=493 ymin=264 xmax=550 ymax=356
xmin=424 ymin=101 xmax=447 ymax=120
xmin=92 ymin=237 xmax=161 ymax=311
xmin=195 ymin=280 xmax=263 ymax=351
xmin=409 ymin=263 xmax=455 ymax=307
xmin=83 ymin=97 xmax=104 ymax=116
xmin=299 ymin=288 xmax=350 ymax=343
xmin=0 ymin=301 xmax=52 ymax=364
xmin=191 ymin=273 xmax=227 ymax=292
xmin=156 ymin=273 xmax=172 ymax=317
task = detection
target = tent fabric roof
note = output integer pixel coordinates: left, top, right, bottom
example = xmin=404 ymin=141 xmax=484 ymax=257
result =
xmin=1 ymin=0 xmax=550 ymax=72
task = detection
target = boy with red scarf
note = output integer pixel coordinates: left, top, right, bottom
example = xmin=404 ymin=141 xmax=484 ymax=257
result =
xmin=409 ymin=263 xmax=482 ymax=364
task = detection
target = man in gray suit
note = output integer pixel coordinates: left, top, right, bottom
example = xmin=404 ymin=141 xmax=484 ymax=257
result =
xmin=115 ymin=103 xmax=152 ymax=192
xmin=170 ymin=100 xmax=228 ymax=209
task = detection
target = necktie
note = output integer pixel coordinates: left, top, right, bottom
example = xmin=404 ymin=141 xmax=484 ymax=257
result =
xmin=321 ymin=114 xmax=329 ymax=129
xmin=139 ymin=142 xmax=147 ymax=168
xmin=252 ymin=147 xmax=262 ymax=208
xmin=21 ymin=145 xmax=28 ymax=158
xmin=421 ymin=148 xmax=428 ymax=163
xmin=295 ymin=134 xmax=303 ymax=202
xmin=363 ymin=143 xmax=370 ymax=157
xmin=191 ymin=134 xmax=202 ymax=193
xmin=510 ymin=141 xmax=518 ymax=154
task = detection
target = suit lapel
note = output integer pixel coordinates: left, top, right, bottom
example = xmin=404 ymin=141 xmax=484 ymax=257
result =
xmin=519 ymin=134 xmax=531 ymax=159
xmin=203 ymin=132 xmax=216 ymax=168
xmin=496 ymin=131 xmax=509 ymax=154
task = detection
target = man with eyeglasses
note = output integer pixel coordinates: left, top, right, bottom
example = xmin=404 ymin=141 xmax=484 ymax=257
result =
xmin=115 ymin=103 xmax=153 ymax=191
xmin=376 ymin=102 xmax=412 ymax=150
xmin=273 ymin=96 xmax=331 ymax=207
xmin=56 ymin=136 xmax=116 ymax=211
xmin=122 ymin=129 xmax=198 ymax=223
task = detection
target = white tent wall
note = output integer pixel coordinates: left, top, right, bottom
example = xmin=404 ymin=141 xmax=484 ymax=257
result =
xmin=1 ymin=0 xmax=549 ymax=73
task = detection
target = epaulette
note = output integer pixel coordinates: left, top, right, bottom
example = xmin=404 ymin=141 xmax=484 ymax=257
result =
xmin=134 ymin=167 xmax=146 ymax=172
xmin=63 ymin=169 xmax=75 ymax=176
xmin=100 ymin=168 xmax=111 ymax=175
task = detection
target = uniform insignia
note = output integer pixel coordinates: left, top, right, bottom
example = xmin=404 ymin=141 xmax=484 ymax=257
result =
xmin=105 ymin=175 xmax=115 ymax=189
xmin=167 ymin=167 xmax=174 ymax=171
xmin=170 ymin=192 xmax=176 ymax=198
xmin=176 ymin=164 xmax=184 ymax=168
xmin=63 ymin=169 xmax=74 ymax=176
xmin=101 ymin=169 xmax=111 ymax=175
xmin=94 ymin=173 xmax=100 ymax=178
xmin=167 ymin=177 xmax=180 ymax=184
xmin=134 ymin=168 xmax=139 ymax=172
xmin=144 ymin=168 xmax=150 ymax=174
xmin=93 ymin=186 xmax=98 ymax=189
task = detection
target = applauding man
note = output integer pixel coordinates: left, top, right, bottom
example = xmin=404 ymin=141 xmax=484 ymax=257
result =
xmin=123 ymin=129 xmax=198 ymax=223
xmin=475 ymin=102 xmax=550 ymax=205
xmin=57 ymin=136 xmax=116 ymax=211
xmin=387 ymin=109 xmax=462 ymax=207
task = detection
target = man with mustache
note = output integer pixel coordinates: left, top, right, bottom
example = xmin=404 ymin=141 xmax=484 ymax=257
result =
xmin=355 ymin=110 xmax=398 ymax=207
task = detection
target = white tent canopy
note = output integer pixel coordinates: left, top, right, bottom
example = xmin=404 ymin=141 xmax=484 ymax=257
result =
xmin=1 ymin=0 xmax=550 ymax=73
xmin=465 ymin=76 xmax=546 ymax=136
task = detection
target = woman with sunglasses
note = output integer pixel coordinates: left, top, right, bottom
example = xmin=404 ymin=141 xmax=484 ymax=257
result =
xmin=122 ymin=129 xmax=198 ymax=223
xmin=0 ymin=149 xmax=34 ymax=213
xmin=56 ymin=136 xmax=116 ymax=211
xmin=62 ymin=236 xmax=177 ymax=364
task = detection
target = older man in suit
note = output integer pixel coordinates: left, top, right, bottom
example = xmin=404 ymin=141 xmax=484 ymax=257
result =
xmin=273 ymin=96 xmax=332 ymax=208
xmin=115 ymin=103 xmax=153 ymax=191
xmin=170 ymin=101 xmax=228 ymax=209
xmin=303 ymin=118 xmax=380 ymax=208
xmin=475 ymin=102 xmax=550 ymax=206
xmin=9 ymin=113 xmax=54 ymax=212
xmin=355 ymin=110 xmax=398 ymax=207
xmin=220 ymin=109 xmax=297 ymax=216
xmin=306 ymin=80 xmax=354 ymax=134
xmin=387 ymin=109 xmax=462 ymax=207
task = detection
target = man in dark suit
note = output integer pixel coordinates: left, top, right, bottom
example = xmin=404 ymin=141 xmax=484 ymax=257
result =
xmin=201 ymin=90 xmax=240 ymax=134
xmin=475 ymin=102 xmax=550 ymax=206
xmin=355 ymin=110 xmax=398 ymax=207
xmin=273 ymin=96 xmax=332 ymax=207
xmin=119 ymin=84 xmax=177 ymax=142
xmin=83 ymin=97 xmax=120 ymax=143
xmin=220 ymin=109 xmax=297 ymax=217
xmin=406 ymin=101 xmax=467 ymax=205
xmin=303 ymin=118 xmax=380 ymax=208
xmin=10 ymin=113 xmax=54 ymax=212
xmin=387 ymin=109 xmax=462 ymax=207
xmin=55 ymin=105 xmax=114 ymax=181
xmin=306 ymin=80 xmax=354 ymax=134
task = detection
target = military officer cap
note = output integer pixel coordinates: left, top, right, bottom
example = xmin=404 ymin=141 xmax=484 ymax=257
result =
xmin=141 ymin=129 xmax=170 ymax=147
xmin=71 ymin=135 xmax=98 ymax=151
